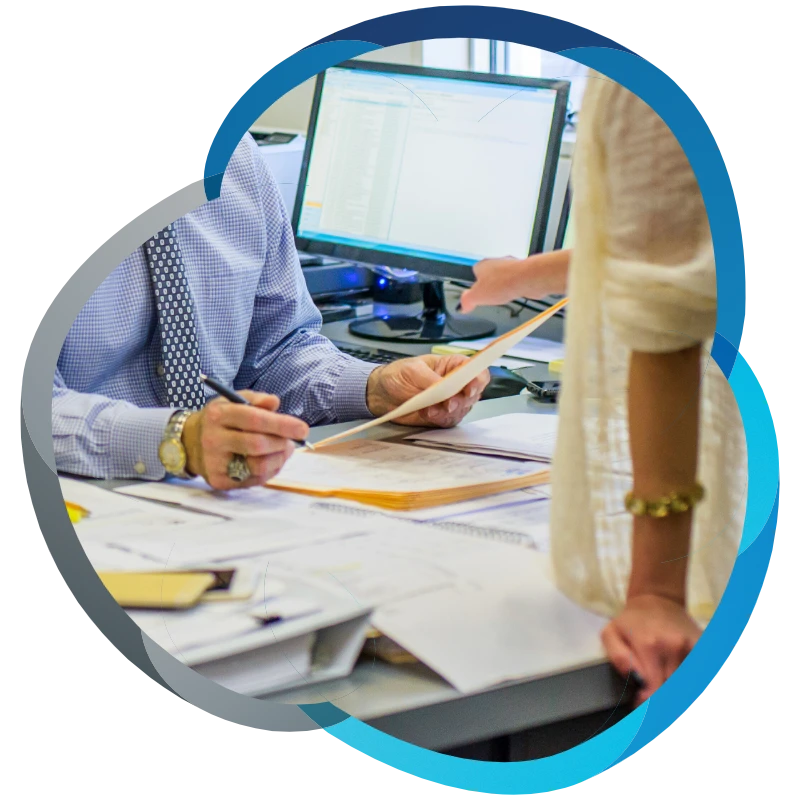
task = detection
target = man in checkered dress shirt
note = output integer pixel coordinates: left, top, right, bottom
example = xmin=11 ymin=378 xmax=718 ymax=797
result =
xmin=54 ymin=135 xmax=488 ymax=489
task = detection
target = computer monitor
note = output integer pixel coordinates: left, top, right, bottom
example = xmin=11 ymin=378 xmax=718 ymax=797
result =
xmin=293 ymin=61 xmax=569 ymax=342
xmin=554 ymin=185 xmax=574 ymax=250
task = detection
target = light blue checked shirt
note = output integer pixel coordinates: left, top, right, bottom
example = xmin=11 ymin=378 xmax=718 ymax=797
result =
xmin=54 ymin=135 xmax=377 ymax=480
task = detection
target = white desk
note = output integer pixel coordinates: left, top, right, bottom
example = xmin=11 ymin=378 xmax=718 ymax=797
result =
xmin=266 ymin=395 xmax=633 ymax=757
xmin=79 ymin=393 xmax=630 ymax=759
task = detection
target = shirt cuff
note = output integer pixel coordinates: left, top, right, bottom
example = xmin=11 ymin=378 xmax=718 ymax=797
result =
xmin=332 ymin=355 xmax=379 ymax=422
xmin=109 ymin=406 xmax=176 ymax=480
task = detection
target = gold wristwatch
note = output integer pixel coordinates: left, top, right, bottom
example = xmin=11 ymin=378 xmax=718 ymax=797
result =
xmin=158 ymin=409 xmax=193 ymax=478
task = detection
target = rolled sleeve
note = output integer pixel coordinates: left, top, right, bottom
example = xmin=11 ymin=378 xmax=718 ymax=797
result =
xmin=600 ymin=82 xmax=717 ymax=353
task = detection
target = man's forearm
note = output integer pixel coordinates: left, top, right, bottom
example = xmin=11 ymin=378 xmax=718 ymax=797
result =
xmin=53 ymin=385 xmax=173 ymax=479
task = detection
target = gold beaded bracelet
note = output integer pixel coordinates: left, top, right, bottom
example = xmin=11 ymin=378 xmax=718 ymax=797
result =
xmin=624 ymin=483 xmax=705 ymax=518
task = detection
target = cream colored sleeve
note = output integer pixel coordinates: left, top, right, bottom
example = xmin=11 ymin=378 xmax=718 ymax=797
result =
xmin=599 ymin=83 xmax=717 ymax=352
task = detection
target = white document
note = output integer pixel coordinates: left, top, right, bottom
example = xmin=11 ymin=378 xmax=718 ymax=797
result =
xmin=61 ymin=478 xmax=222 ymax=551
xmin=434 ymin=495 xmax=552 ymax=552
xmin=372 ymin=549 xmax=608 ymax=695
xmin=133 ymin=570 xmax=373 ymax=697
xmin=116 ymin=477 xmax=316 ymax=519
xmin=131 ymin=603 xmax=266 ymax=655
xmin=103 ymin=510 xmax=372 ymax=568
xmin=406 ymin=412 xmax=559 ymax=462
xmin=195 ymin=633 xmax=315 ymax=697
xmin=263 ymin=520 xmax=550 ymax=608
xmin=332 ymin=486 xmax=548 ymax=523
xmin=60 ymin=478 xmax=145 ymax=519
xmin=263 ymin=524 xmax=459 ymax=608
xmin=136 ymin=599 xmax=316 ymax=697
xmin=312 ymin=298 xmax=568 ymax=447
xmin=449 ymin=334 xmax=565 ymax=364
xmin=79 ymin=541 xmax=166 ymax=571
xmin=493 ymin=356 xmax=534 ymax=371
xmin=268 ymin=439 xmax=547 ymax=494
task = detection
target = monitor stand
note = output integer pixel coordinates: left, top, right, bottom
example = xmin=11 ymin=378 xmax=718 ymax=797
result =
xmin=348 ymin=280 xmax=496 ymax=344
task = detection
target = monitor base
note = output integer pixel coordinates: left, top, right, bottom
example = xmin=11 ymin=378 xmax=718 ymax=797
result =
xmin=349 ymin=278 xmax=496 ymax=344
xmin=349 ymin=313 xmax=496 ymax=345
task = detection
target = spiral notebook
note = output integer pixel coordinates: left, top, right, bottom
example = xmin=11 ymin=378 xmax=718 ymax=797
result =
xmin=265 ymin=439 xmax=550 ymax=511
xmin=315 ymin=498 xmax=548 ymax=549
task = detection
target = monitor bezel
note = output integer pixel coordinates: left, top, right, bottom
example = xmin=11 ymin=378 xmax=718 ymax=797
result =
xmin=291 ymin=59 xmax=570 ymax=282
xmin=553 ymin=183 xmax=572 ymax=250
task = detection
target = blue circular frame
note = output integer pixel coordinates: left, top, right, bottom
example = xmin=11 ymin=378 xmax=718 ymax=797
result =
xmin=203 ymin=6 xmax=779 ymax=793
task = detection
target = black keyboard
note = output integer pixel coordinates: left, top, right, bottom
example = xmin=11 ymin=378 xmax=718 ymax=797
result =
xmin=330 ymin=340 xmax=406 ymax=365
xmin=331 ymin=340 xmax=527 ymax=399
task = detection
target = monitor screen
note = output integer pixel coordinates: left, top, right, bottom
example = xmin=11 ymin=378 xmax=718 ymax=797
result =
xmin=294 ymin=62 xmax=568 ymax=278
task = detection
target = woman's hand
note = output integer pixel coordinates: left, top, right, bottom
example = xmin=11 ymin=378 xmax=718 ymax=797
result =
xmin=601 ymin=594 xmax=701 ymax=705
xmin=459 ymin=250 xmax=571 ymax=313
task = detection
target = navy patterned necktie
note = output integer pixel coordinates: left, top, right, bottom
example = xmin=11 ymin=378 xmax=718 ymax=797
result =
xmin=143 ymin=224 xmax=205 ymax=410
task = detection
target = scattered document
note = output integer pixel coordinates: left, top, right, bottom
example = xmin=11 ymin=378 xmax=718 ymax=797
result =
xmin=61 ymin=478 xmax=223 ymax=558
xmin=116 ymin=476 xmax=315 ymax=519
xmin=267 ymin=439 xmax=549 ymax=510
xmin=79 ymin=541 xmax=166 ymax=572
xmin=100 ymin=512 xmax=372 ymax=568
xmin=131 ymin=569 xmax=372 ymax=697
xmin=406 ymin=412 xmax=559 ymax=462
xmin=130 ymin=604 xmax=264 ymax=653
xmin=263 ymin=521 xmax=553 ymax=608
xmin=263 ymin=525 xmax=457 ymax=608
xmin=373 ymin=550 xmax=607 ymax=695
xmin=495 ymin=356 xmax=536 ymax=370
xmin=317 ymin=485 xmax=549 ymax=524
xmin=59 ymin=477 xmax=152 ymax=520
xmin=312 ymin=298 xmax=568 ymax=448
xmin=448 ymin=334 xmax=565 ymax=364
xmin=433 ymin=494 xmax=552 ymax=551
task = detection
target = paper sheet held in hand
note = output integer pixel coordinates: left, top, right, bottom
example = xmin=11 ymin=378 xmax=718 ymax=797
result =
xmin=312 ymin=298 xmax=568 ymax=448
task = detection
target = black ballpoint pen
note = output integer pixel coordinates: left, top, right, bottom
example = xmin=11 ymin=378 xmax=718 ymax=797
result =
xmin=200 ymin=373 xmax=313 ymax=450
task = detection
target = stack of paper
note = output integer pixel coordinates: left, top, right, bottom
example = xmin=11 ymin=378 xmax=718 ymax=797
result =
xmin=448 ymin=335 xmax=565 ymax=364
xmin=266 ymin=439 xmax=549 ymax=511
xmin=129 ymin=570 xmax=371 ymax=697
xmin=405 ymin=412 xmax=559 ymax=462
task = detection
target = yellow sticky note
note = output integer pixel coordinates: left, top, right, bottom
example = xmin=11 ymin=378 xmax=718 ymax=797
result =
xmin=65 ymin=501 xmax=89 ymax=523
xmin=430 ymin=344 xmax=477 ymax=356
xmin=98 ymin=571 xmax=216 ymax=609
xmin=548 ymin=359 xmax=564 ymax=374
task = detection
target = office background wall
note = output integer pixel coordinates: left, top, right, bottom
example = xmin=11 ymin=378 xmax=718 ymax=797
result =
xmin=253 ymin=40 xmax=471 ymax=133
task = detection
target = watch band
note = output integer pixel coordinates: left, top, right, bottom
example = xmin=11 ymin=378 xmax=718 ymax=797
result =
xmin=160 ymin=409 xmax=193 ymax=478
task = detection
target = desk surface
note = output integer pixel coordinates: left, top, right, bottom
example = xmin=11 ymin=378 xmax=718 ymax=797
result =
xmin=266 ymin=394 xmax=627 ymax=752
xmin=83 ymin=395 xmax=624 ymax=754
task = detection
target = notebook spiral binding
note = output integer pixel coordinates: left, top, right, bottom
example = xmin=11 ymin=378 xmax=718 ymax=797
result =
xmin=312 ymin=501 xmax=380 ymax=518
xmin=431 ymin=520 xmax=539 ymax=548
xmin=311 ymin=501 xmax=539 ymax=549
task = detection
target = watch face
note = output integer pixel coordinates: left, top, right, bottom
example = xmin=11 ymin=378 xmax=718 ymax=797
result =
xmin=159 ymin=438 xmax=186 ymax=473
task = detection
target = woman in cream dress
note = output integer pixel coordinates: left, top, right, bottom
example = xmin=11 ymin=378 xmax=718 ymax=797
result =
xmin=461 ymin=73 xmax=746 ymax=704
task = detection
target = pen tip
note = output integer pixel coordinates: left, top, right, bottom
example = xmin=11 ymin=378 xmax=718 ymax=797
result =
xmin=199 ymin=373 xmax=208 ymax=381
